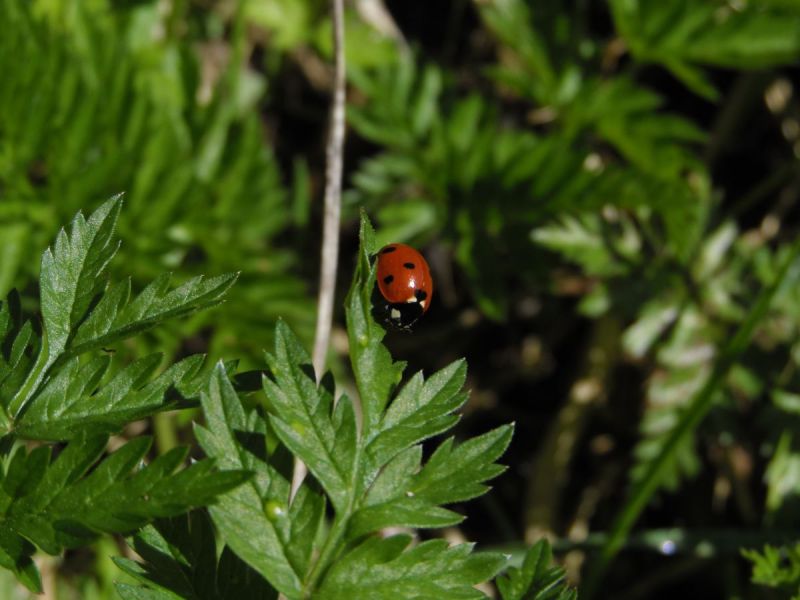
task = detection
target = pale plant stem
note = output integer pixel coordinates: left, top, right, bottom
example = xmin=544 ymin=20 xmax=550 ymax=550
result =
xmin=289 ymin=0 xmax=347 ymax=507
xmin=312 ymin=0 xmax=347 ymax=380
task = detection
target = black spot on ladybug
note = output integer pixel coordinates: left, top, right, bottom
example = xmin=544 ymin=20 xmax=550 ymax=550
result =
xmin=403 ymin=262 xmax=415 ymax=269
xmin=383 ymin=275 xmax=394 ymax=285
xmin=381 ymin=246 xmax=397 ymax=254
xmin=415 ymin=290 xmax=427 ymax=301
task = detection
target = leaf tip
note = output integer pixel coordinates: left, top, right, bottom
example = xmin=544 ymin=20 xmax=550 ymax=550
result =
xmin=212 ymin=359 xmax=228 ymax=379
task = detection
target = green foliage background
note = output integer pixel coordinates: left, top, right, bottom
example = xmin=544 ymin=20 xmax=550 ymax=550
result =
xmin=2 ymin=0 xmax=800 ymax=597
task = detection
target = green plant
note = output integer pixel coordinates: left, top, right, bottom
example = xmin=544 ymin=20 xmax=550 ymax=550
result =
xmin=0 ymin=0 xmax=313 ymax=366
xmin=743 ymin=543 xmax=800 ymax=599
xmin=114 ymin=510 xmax=278 ymax=600
xmin=342 ymin=7 xmax=800 ymax=581
xmin=608 ymin=0 xmax=800 ymax=99
xmin=113 ymin=213 xmax=534 ymax=599
xmin=117 ymin=518 xmax=577 ymax=600
xmin=0 ymin=197 xmax=246 ymax=592
xmin=5 ymin=0 xmax=800 ymax=597
xmin=345 ymin=31 xmax=710 ymax=320
xmin=498 ymin=540 xmax=576 ymax=600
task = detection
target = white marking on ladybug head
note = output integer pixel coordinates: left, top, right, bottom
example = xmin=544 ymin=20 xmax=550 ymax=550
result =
xmin=390 ymin=308 xmax=401 ymax=320
xmin=406 ymin=296 xmax=418 ymax=303
xmin=419 ymin=300 xmax=426 ymax=309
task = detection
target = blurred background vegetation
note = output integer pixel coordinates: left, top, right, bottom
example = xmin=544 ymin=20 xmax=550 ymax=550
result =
xmin=3 ymin=0 xmax=800 ymax=597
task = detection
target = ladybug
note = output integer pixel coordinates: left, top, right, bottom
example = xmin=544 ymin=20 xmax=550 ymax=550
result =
xmin=375 ymin=243 xmax=433 ymax=330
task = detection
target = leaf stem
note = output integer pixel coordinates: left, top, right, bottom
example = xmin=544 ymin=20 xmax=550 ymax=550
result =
xmin=302 ymin=424 xmax=365 ymax=597
xmin=303 ymin=511 xmax=349 ymax=597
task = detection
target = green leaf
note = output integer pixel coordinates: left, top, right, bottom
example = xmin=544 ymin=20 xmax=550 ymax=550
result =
xmin=743 ymin=543 xmax=800 ymax=594
xmin=496 ymin=539 xmax=576 ymax=600
xmin=67 ymin=271 xmax=238 ymax=360
xmin=349 ymin=424 xmax=512 ymax=540
xmin=264 ymin=320 xmax=358 ymax=512
xmin=114 ymin=510 xmax=216 ymax=599
xmin=16 ymin=354 xmax=206 ymax=440
xmin=8 ymin=198 xmax=122 ymax=417
xmin=352 ymin=434 xmax=466 ymax=541
xmin=6 ymin=198 xmax=237 ymax=419
xmin=765 ymin=431 xmax=800 ymax=513
xmin=585 ymin=77 xmax=705 ymax=179
xmin=318 ymin=535 xmax=507 ymax=600
xmin=195 ymin=362 xmax=305 ymax=598
xmin=348 ymin=496 xmax=461 ymax=540
xmin=0 ymin=293 xmax=37 ymax=427
xmin=0 ymin=434 xmax=248 ymax=560
xmin=411 ymin=425 xmax=513 ymax=505
xmin=114 ymin=511 xmax=277 ymax=600
xmin=363 ymin=359 xmax=468 ymax=477
xmin=532 ymin=214 xmax=630 ymax=278
xmin=40 ymin=196 xmax=122 ymax=360
xmin=115 ymin=585 xmax=181 ymax=600
xmin=374 ymin=201 xmax=437 ymax=248
xmin=477 ymin=0 xmax=557 ymax=103
xmin=0 ymin=527 xmax=40 ymax=594
xmin=609 ymin=0 xmax=800 ymax=98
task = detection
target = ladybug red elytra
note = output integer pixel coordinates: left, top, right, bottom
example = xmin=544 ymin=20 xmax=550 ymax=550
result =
xmin=375 ymin=243 xmax=433 ymax=330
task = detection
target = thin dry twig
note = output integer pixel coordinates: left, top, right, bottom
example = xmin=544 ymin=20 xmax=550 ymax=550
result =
xmin=290 ymin=0 xmax=347 ymax=503
xmin=312 ymin=0 xmax=347 ymax=378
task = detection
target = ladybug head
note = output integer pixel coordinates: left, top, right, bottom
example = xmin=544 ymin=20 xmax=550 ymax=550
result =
xmin=371 ymin=286 xmax=425 ymax=332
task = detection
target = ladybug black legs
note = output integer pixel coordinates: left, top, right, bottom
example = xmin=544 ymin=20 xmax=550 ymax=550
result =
xmin=385 ymin=301 xmax=425 ymax=331
xmin=371 ymin=286 xmax=424 ymax=332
